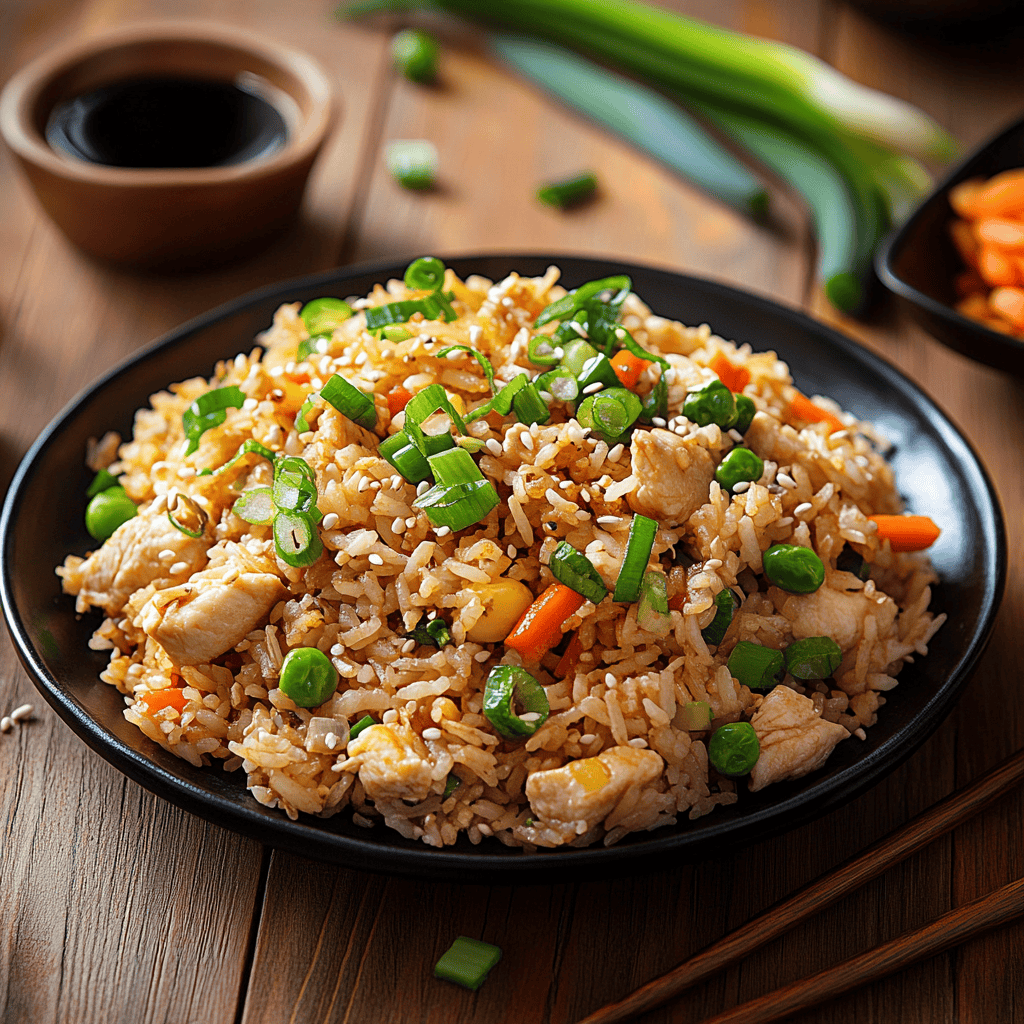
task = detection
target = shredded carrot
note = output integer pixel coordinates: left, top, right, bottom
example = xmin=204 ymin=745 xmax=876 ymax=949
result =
xmin=708 ymin=352 xmax=751 ymax=393
xmin=788 ymin=391 xmax=844 ymax=434
xmin=386 ymin=386 xmax=413 ymax=417
xmin=505 ymin=583 xmax=585 ymax=661
xmin=140 ymin=688 xmax=188 ymax=715
xmin=868 ymin=514 xmax=941 ymax=552
xmin=610 ymin=349 xmax=650 ymax=389
xmin=555 ymin=631 xmax=584 ymax=677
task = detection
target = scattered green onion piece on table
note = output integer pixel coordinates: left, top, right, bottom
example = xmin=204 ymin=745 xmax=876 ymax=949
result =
xmin=436 ymin=344 xmax=496 ymax=394
xmin=392 ymin=28 xmax=440 ymax=83
xmin=182 ymin=385 xmax=245 ymax=455
xmin=762 ymin=543 xmax=826 ymax=594
xmin=637 ymin=570 xmax=671 ymax=635
xmin=613 ymin=514 xmax=658 ymax=602
xmin=415 ymin=478 xmax=500 ymax=532
xmin=701 ymin=588 xmax=739 ymax=646
xmin=715 ymin=447 xmax=764 ymax=492
xmin=320 ymin=373 xmax=377 ymax=430
xmin=727 ymin=640 xmax=784 ymax=691
xmin=404 ymin=255 xmax=447 ymax=290
xmin=379 ymin=429 xmax=433 ymax=483
xmin=86 ymin=467 xmax=119 ymax=498
xmin=537 ymin=170 xmax=598 ymax=209
xmin=434 ymin=936 xmax=502 ymax=991
xmin=278 ymin=647 xmax=339 ymax=708
xmin=231 ymin=486 xmax=276 ymax=525
xmin=784 ymin=636 xmax=842 ymax=680
xmin=549 ymin=541 xmax=608 ymax=604
xmin=836 ymin=543 xmax=870 ymax=581
xmin=386 ymin=138 xmax=438 ymax=190
xmin=404 ymin=613 xmax=453 ymax=649
xmin=527 ymin=333 xmax=564 ymax=366
xmin=733 ymin=394 xmax=756 ymax=433
xmin=85 ymin=487 xmax=137 ymax=541
xmin=483 ymin=665 xmax=550 ymax=739
xmin=273 ymin=510 xmax=323 ymax=568
xmin=683 ymin=379 xmax=737 ymax=429
xmin=300 ymin=297 xmax=354 ymax=337
xmin=512 ymin=382 xmax=550 ymax=425
xmin=681 ymin=701 xmax=713 ymax=731
xmin=709 ymin=721 xmax=760 ymax=777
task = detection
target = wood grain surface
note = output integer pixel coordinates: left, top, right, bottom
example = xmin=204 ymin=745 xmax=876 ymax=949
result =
xmin=1 ymin=2 xmax=1023 ymax=1023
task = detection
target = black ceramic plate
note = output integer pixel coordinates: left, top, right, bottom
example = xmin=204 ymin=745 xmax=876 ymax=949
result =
xmin=0 ymin=255 xmax=1005 ymax=883
xmin=877 ymin=115 xmax=1024 ymax=375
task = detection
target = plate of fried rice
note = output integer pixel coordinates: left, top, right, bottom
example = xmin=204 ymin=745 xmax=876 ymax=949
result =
xmin=0 ymin=256 xmax=1004 ymax=881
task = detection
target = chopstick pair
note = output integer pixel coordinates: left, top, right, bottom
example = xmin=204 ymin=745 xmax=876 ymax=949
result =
xmin=575 ymin=748 xmax=1024 ymax=1024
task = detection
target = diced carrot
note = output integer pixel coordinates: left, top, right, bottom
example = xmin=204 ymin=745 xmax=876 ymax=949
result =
xmin=977 ymin=246 xmax=1019 ymax=287
xmin=555 ymin=631 xmax=584 ymax=678
xmin=949 ymin=220 xmax=980 ymax=269
xmin=386 ymin=386 xmax=413 ymax=417
xmin=708 ymin=352 xmax=751 ymax=393
xmin=989 ymin=286 xmax=1024 ymax=328
xmin=610 ymin=349 xmax=650 ymax=389
xmin=505 ymin=583 xmax=586 ymax=661
xmin=868 ymin=514 xmax=941 ymax=553
xmin=140 ymin=688 xmax=189 ymax=715
xmin=974 ymin=218 xmax=1024 ymax=250
xmin=788 ymin=391 xmax=844 ymax=434
xmin=667 ymin=592 xmax=687 ymax=612
xmin=965 ymin=169 xmax=1024 ymax=218
xmin=948 ymin=178 xmax=986 ymax=218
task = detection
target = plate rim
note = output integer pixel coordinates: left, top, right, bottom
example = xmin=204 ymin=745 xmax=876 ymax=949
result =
xmin=0 ymin=252 xmax=1007 ymax=881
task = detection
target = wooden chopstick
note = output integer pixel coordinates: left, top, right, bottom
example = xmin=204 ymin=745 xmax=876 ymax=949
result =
xmin=575 ymin=748 xmax=1024 ymax=1024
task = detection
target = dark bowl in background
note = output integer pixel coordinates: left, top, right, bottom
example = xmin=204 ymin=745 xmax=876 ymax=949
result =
xmin=877 ymin=115 xmax=1024 ymax=375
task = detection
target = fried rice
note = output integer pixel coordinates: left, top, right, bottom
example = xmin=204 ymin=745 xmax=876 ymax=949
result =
xmin=57 ymin=264 xmax=945 ymax=850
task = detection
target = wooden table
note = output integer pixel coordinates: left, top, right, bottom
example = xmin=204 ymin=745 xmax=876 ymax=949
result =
xmin=2 ymin=2 xmax=1022 ymax=1021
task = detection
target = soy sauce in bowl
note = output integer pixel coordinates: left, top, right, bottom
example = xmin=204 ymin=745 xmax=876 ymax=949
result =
xmin=45 ymin=75 xmax=288 ymax=169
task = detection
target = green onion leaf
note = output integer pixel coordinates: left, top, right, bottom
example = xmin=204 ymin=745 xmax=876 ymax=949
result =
xmin=379 ymin=429 xmax=433 ymax=484
xmin=382 ymin=324 xmax=413 ymax=343
xmin=464 ymin=373 xmax=531 ymax=423
xmin=534 ymin=275 xmax=630 ymax=328
xmin=512 ymin=382 xmax=550 ymax=425
xmin=348 ymin=714 xmax=375 ymax=741
xmin=727 ymin=640 xmax=784 ymax=691
xmin=428 ymin=446 xmax=484 ymax=486
xmin=436 ymin=344 xmax=497 ymax=394
xmin=558 ymin=337 xmax=599 ymax=375
xmin=549 ymin=541 xmax=608 ymax=604
xmin=414 ymin=478 xmax=500 ymax=533
xmin=214 ymin=439 xmax=277 ymax=476
xmin=404 ymin=256 xmax=447 ymax=291
xmin=637 ymin=569 xmax=671 ymax=635
xmin=434 ymin=936 xmax=502 ymax=991
xmin=613 ymin=514 xmax=658 ymax=602
xmin=295 ymin=395 xmax=318 ymax=433
xmin=404 ymin=383 xmax=468 ymax=454
xmin=386 ymin=139 xmax=438 ymax=190
xmin=320 ymin=374 xmax=377 ymax=430
xmin=273 ymin=510 xmax=323 ymax=568
xmin=784 ymin=636 xmax=842 ymax=680
xmin=534 ymin=369 xmax=579 ymax=405
xmin=403 ymin=612 xmax=453 ymax=648
xmin=273 ymin=458 xmax=319 ymax=514
xmin=526 ymin=333 xmax=563 ymax=366
xmin=300 ymin=297 xmax=354 ymax=337
xmin=231 ymin=486 xmax=276 ymax=525
xmin=86 ymin=467 xmax=119 ymax=498
xmin=537 ymin=170 xmax=598 ymax=209
xmin=182 ymin=385 xmax=245 ymax=456
xmin=483 ymin=665 xmax=550 ymax=739
xmin=701 ymin=588 xmax=739 ymax=646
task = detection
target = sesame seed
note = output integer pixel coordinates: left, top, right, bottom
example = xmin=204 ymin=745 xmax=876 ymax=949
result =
xmin=368 ymin=554 xmax=384 ymax=565
xmin=0 ymin=718 xmax=11 ymax=733
xmin=628 ymin=737 xmax=649 ymax=748
xmin=169 ymin=561 xmax=189 ymax=575
xmin=538 ymin=391 xmax=553 ymax=403
xmin=269 ymin=366 xmax=284 ymax=377
xmin=597 ymin=515 xmax=621 ymax=525
xmin=558 ymin=480 xmax=573 ymax=489
xmin=519 ymin=712 xmax=542 ymax=722
xmin=794 ymin=501 xmax=813 ymax=516
xmin=178 ymin=466 xmax=196 ymax=478
xmin=402 ymin=639 xmax=416 ymax=654
xmin=732 ymin=481 xmax=751 ymax=494
xmin=580 ymin=733 xmax=597 ymax=744
xmin=569 ymin=321 xmax=588 ymax=337
xmin=358 ymin=477 xmax=370 ymax=492
xmin=330 ymin=644 xmax=344 ymax=656
xmin=416 ymin=480 xmax=431 ymax=495
xmin=607 ymin=444 xmax=624 ymax=463
xmin=392 ymin=517 xmax=406 ymax=534
xmin=405 ymin=517 xmax=417 ymax=528
xmin=322 ymin=513 xmax=340 ymax=530
xmin=507 ymin=544 xmax=517 ymax=558
xmin=474 ymin=650 xmax=491 ymax=662
xmin=582 ymin=381 xmax=604 ymax=395
xmin=158 ymin=549 xmax=176 ymax=561
xmin=652 ymin=417 xmax=667 ymax=427
xmin=435 ymin=526 xmax=451 ymax=537
xmin=486 ymin=439 xmax=502 ymax=456
xmin=778 ymin=473 xmax=797 ymax=490
xmin=552 ymin=347 xmax=564 ymax=359
xmin=423 ymin=727 xmax=442 ymax=740
xmin=520 ymin=431 xmax=534 ymax=450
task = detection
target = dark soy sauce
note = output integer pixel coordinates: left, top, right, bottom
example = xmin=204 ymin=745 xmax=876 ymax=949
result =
xmin=45 ymin=76 xmax=288 ymax=169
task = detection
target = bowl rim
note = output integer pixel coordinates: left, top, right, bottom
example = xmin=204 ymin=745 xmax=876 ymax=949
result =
xmin=876 ymin=113 xmax=1024 ymax=356
xmin=0 ymin=253 xmax=1007 ymax=882
xmin=0 ymin=20 xmax=335 ymax=187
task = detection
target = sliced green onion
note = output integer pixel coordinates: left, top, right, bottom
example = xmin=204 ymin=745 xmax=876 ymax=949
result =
xmin=576 ymin=387 xmax=642 ymax=443
xmin=182 ymin=385 xmax=245 ymax=455
xmin=348 ymin=714 xmax=375 ymax=741
xmin=85 ymin=487 xmax=137 ymax=541
xmin=320 ymin=373 xmax=377 ymax=431
xmin=512 ymin=382 xmax=550 ymax=425
xmin=404 ymin=383 xmax=468 ymax=453
xmin=558 ymin=337 xmax=599 ymax=375
xmin=535 ymin=369 xmax=579 ymax=404
xmin=701 ymin=588 xmax=739 ymax=646
xmin=404 ymin=612 xmax=453 ymax=648
xmin=300 ymin=297 xmax=354 ymax=337
xmin=86 ymin=467 xmax=119 ymax=498
xmin=273 ymin=510 xmax=323 ymax=568
xmin=379 ymin=429 xmax=433 ymax=483
xmin=527 ymin=334 xmax=564 ymax=366
xmin=386 ymin=139 xmax=438 ymax=190
xmin=415 ymin=478 xmax=500 ymax=532
xmin=383 ymin=324 xmax=413 ymax=343
xmin=534 ymin=275 xmax=630 ymax=329
xmin=549 ymin=541 xmax=607 ymax=604
xmin=784 ymin=636 xmax=842 ymax=680
xmin=295 ymin=395 xmax=318 ymax=433
xmin=637 ymin=569 xmax=671 ymax=635
xmin=273 ymin=460 xmax=319 ymax=514
xmin=836 ymin=543 xmax=870 ymax=581
xmin=231 ymin=486 xmax=276 ymax=525
xmin=727 ymin=640 xmax=784 ymax=691
xmin=680 ymin=701 xmax=713 ymax=731
xmin=392 ymin=28 xmax=440 ymax=83
xmin=436 ymin=344 xmax=496 ymax=394
xmin=483 ymin=665 xmax=550 ymax=739
xmin=296 ymin=335 xmax=325 ymax=363
xmin=434 ymin=936 xmax=502 ymax=991
xmin=575 ymin=353 xmax=622 ymax=396
xmin=465 ymin=373 xmax=530 ymax=423
xmin=428 ymin=446 xmax=483 ymax=486
xmin=612 ymin=514 xmax=658 ymax=602
xmin=537 ymin=170 xmax=598 ymax=209
xmin=166 ymin=493 xmax=207 ymax=539
xmin=456 ymin=436 xmax=487 ymax=453
xmin=214 ymin=439 xmax=277 ymax=476
xmin=404 ymin=255 xmax=447 ymax=291
xmin=442 ymin=774 xmax=461 ymax=799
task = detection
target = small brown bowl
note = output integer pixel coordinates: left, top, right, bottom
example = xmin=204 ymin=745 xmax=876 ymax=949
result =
xmin=0 ymin=22 xmax=336 ymax=269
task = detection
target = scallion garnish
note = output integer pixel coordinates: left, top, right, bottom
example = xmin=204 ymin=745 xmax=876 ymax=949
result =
xmin=465 ymin=373 xmax=531 ymax=422
xmin=404 ymin=255 xmax=447 ymax=291
xmin=182 ymin=385 xmax=245 ymax=455
xmin=273 ymin=510 xmax=323 ymax=568
xmin=575 ymin=387 xmax=642 ymax=444
xmin=548 ymin=541 xmax=607 ymax=604
xmin=386 ymin=139 xmax=438 ymax=190
xmin=483 ymin=665 xmax=550 ymax=739
xmin=231 ymin=486 xmax=276 ymax=525
xmin=403 ymin=612 xmax=453 ymax=648
xmin=348 ymin=714 xmax=375 ymax=741
xmin=637 ymin=569 xmax=672 ymax=635
xmin=86 ymin=467 xmax=119 ymax=498
xmin=404 ymin=383 xmax=467 ymax=454
xmin=436 ymin=344 xmax=497 ymax=394
xmin=527 ymin=334 xmax=563 ymax=366
xmin=167 ymin=493 xmax=208 ymax=539
xmin=300 ymin=296 xmax=354 ymax=337
xmin=415 ymin=478 xmax=500 ymax=533
xmin=727 ymin=640 xmax=784 ymax=691
xmin=295 ymin=395 xmax=318 ymax=433
xmin=512 ymin=382 xmax=550 ymax=425
xmin=612 ymin=513 xmax=658 ymax=602
xmin=434 ymin=936 xmax=502 ymax=991
xmin=273 ymin=457 xmax=320 ymax=514
xmin=558 ymin=337 xmax=599 ymax=375
xmin=214 ymin=438 xmax=277 ymax=476
xmin=701 ymin=588 xmax=739 ymax=646
xmin=537 ymin=169 xmax=598 ymax=209
xmin=320 ymin=373 xmax=377 ymax=430
xmin=574 ymin=353 xmax=622 ymax=396
xmin=535 ymin=275 xmax=630 ymax=329
xmin=379 ymin=429 xmax=433 ymax=483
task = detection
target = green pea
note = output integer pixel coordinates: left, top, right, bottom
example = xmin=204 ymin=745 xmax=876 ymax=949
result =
xmin=391 ymin=29 xmax=440 ymax=83
xmin=715 ymin=447 xmax=764 ymax=492
xmin=279 ymin=647 xmax=339 ymax=708
xmin=734 ymin=394 xmax=756 ymax=433
xmin=784 ymin=636 xmax=843 ymax=679
xmin=727 ymin=640 xmax=784 ymax=691
xmin=763 ymin=544 xmax=825 ymax=594
xmin=85 ymin=487 xmax=138 ymax=541
xmin=708 ymin=721 xmax=760 ymax=776
xmin=683 ymin=379 xmax=738 ymax=429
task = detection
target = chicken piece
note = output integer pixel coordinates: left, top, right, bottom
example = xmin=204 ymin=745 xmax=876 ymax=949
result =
xmin=628 ymin=428 xmax=716 ymax=527
xmin=346 ymin=724 xmax=433 ymax=804
xmin=777 ymin=584 xmax=898 ymax=653
xmin=525 ymin=746 xmax=663 ymax=831
xmin=748 ymin=685 xmax=848 ymax=792
xmin=137 ymin=565 xmax=285 ymax=666
xmin=67 ymin=508 xmax=211 ymax=616
xmin=744 ymin=411 xmax=804 ymax=464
